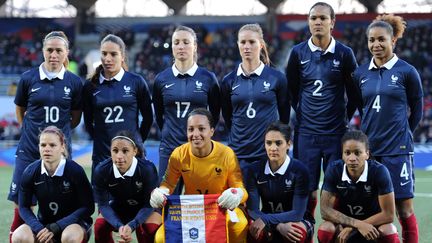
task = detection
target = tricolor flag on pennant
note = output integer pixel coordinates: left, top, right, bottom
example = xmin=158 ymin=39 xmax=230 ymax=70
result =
xmin=163 ymin=194 xmax=227 ymax=243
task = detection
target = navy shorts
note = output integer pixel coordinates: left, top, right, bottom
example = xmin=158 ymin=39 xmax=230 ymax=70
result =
xmin=8 ymin=156 xmax=35 ymax=203
xmin=375 ymin=155 xmax=414 ymax=199
xmin=293 ymin=133 xmax=343 ymax=191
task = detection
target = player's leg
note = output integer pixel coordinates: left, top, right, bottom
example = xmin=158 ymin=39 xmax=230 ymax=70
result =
xmin=226 ymin=207 xmax=248 ymax=243
xmin=381 ymin=155 xmax=417 ymax=243
xmin=377 ymin=223 xmax=400 ymax=243
xmin=317 ymin=221 xmax=336 ymax=243
xmin=61 ymin=223 xmax=87 ymax=243
xmin=94 ymin=215 xmax=115 ymax=243
xmin=8 ymin=157 xmax=33 ymax=242
xmin=11 ymin=224 xmax=35 ymax=243
xmin=136 ymin=211 xmax=162 ymax=243
xmin=275 ymin=221 xmax=311 ymax=243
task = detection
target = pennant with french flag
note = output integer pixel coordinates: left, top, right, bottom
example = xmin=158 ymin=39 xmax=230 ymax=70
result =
xmin=163 ymin=194 xmax=227 ymax=243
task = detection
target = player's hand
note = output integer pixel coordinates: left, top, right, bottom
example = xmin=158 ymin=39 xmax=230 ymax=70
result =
xmin=118 ymin=225 xmax=133 ymax=243
xmin=356 ymin=221 xmax=380 ymax=241
xmin=336 ymin=226 xmax=353 ymax=243
xmin=150 ymin=187 xmax=169 ymax=208
xmin=36 ymin=228 xmax=54 ymax=243
xmin=217 ymin=188 xmax=244 ymax=210
xmin=276 ymin=222 xmax=304 ymax=242
xmin=249 ymin=218 xmax=266 ymax=240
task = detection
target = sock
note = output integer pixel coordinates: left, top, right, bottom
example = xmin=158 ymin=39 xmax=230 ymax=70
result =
xmin=136 ymin=223 xmax=160 ymax=243
xmin=399 ymin=214 xmax=418 ymax=243
xmin=10 ymin=208 xmax=25 ymax=243
xmin=378 ymin=233 xmax=400 ymax=243
xmin=94 ymin=217 xmax=114 ymax=243
xmin=317 ymin=229 xmax=335 ymax=243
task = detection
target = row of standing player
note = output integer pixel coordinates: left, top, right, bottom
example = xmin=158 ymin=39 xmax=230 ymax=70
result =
xmin=8 ymin=1 xmax=423 ymax=242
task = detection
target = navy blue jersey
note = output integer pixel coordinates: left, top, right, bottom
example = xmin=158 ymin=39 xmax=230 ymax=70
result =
xmin=93 ymin=158 xmax=158 ymax=230
xmin=246 ymin=157 xmax=309 ymax=226
xmin=153 ymin=66 xmax=220 ymax=153
xmin=14 ymin=67 xmax=82 ymax=161
xmin=286 ymin=39 xmax=357 ymax=134
xmin=83 ymin=71 xmax=153 ymax=164
xmin=19 ymin=159 xmax=94 ymax=234
xmin=353 ymin=56 xmax=423 ymax=156
xmin=221 ymin=65 xmax=290 ymax=160
xmin=322 ymin=159 xmax=393 ymax=220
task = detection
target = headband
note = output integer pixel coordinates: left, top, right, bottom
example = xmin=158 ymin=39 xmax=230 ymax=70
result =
xmin=111 ymin=136 xmax=136 ymax=147
xmin=44 ymin=36 xmax=69 ymax=49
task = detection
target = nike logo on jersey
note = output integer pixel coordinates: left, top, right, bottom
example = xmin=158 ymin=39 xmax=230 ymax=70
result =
xmin=257 ymin=180 xmax=268 ymax=185
xmin=93 ymin=91 xmax=101 ymax=96
xmin=108 ymin=183 xmax=119 ymax=187
xmin=336 ymin=185 xmax=347 ymax=189
xmin=34 ymin=181 xmax=44 ymax=185
xmin=300 ymin=60 xmax=310 ymax=64
xmin=232 ymin=84 xmax=240 ymax=91
xmin=400 ymin=180 xmax=410 ymax=186
xmin=165 ymin=83 xmax=175 ymax=89
xmin=361 ymin=78 xmax=369 ymax=84
xmin=31 ymin=87 xmax=41 ymax=92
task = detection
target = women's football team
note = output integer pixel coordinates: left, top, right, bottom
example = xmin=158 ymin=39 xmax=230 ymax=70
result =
xmin=8 ymin=3 xmax=422 ymax=243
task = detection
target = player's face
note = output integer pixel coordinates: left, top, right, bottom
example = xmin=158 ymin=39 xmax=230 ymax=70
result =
xmin=308 ymin=5 xmax=334 ymax=39
xmin=172 ymin=30 xmax=196 ymax=62
xmin=100 ymin=41 xmax=125 ymax=78
xmin=43 ymin=38 xmax=69 ymax=72
xmin=187 ymin=114 xmax=214 ymax=151
xmin=111 ymin=139 xmax=137 ymax=174
xmin=342 ymin=139 xmax=370 ymax=175
xmin=39 ymin=133 xmax=65 ymax=164
xmin=265 ymin=131 xmax=291 ymax=165
xmin=238 ymin=30 xmax=262 ymax=63
xmin=367 ymin=27 xmax=395 ymax=61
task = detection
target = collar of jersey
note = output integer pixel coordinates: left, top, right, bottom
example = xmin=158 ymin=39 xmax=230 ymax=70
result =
xmin=39 ymin=64 xmax=66 ymax=81
xmin=342 ymin=160 xmax=368 ymax=183
xmin=41 ymin=157 xmax=66 ymax=177
xmin=113 ymin=157 xmax=138 ymax=179
xmin=236 ymin=61 xmax=265 ymax=77
xmin=99 ymin=68 xmax=125 ymax=84
xmin=368 ymin=54 xmax=398 ymax=70
xmin=264 ymin=156 xmax=291 ymax=176
xmin=172 ymin=63 xmax=198 ymax=77
xmin=307 ymin=37 xmax=336 ymax=54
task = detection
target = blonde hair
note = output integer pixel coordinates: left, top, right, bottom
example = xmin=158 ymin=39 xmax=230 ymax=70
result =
xmin=238 ymin=23 xmax=270 ymax=65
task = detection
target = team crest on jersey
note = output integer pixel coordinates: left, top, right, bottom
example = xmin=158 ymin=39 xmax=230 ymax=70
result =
xmin=136 ymin=181 xmax=143 ymax=191
xmin=62 ymin=180 xmax=72 ymax=193
xmin=331 ymin=59 xmax=341 ymax=72
xmin=389 ymin=74 xmax=399 ymax=87
xmin=63 ymin=86 xmax=71 ymax=99
xmin=364 ymin=185 xmax=372 ymax=194
xmin=194 ymin=80 xmax=203 ymax=92
xmin=285 ymin=179 xmax=293 ymax=189
xmin=262 ymin=81 xmax=271 ymax=92
xmin=215 ymin=167 xmax=222 ymax=176
xmin=123 ymin=85 xmax=132 ymax=97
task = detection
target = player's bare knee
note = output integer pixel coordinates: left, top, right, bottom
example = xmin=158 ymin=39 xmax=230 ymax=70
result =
xmin=378 ymin=223 xmax=398 ymax=236
xmin=396 ymin=199 xmax=414 ymax=218
xmin=318 ymin=221 xmax=336 ymax=233
xmin=11 ymin=225 xmax=34 ymax=243
xmin=61 ymin=224 xmax=84 ymax=243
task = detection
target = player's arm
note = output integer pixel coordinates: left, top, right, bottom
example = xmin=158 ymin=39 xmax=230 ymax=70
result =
xmin=220 ymin=75 xmax=233 ymax=129
xmin=226 ymin=150 xmax=248 ymax=202
xmin=82 ymin=82 xmax=95 ymax=139
xmin=152 ymin=77 xmax=164 ymax=130
xmin=18 ymin=166 xmax=45 ymax=233
xmin=344 ymin=48 xmax=360 ymax=120
xmin=276 ymin=73 xmax=291 ymax=124
xmin=208 ymin=73 xmax=221 ymax=127
xmin=15 ymin=105 xmax=26 ymax=125
xmin=127 ymin=163 xmax=159 ymax=231
xmin=245 ymin=166 xmax=265 ymax=220
xmin=55 ymin=165 xmax=95 ymax=230
xmin=285 ymin=49 xmax=300 ymax=111
xmin=70 ymin=110 xmax=82 ymax=129
xmin=261 ymin=194 xmax=308 ymax=225
xmin=406 ymin=67 xmax=424 ymax=132
xmin=70 ymin=79 xmax=83 ymax=129
xmin=160 ymin=151 xmax=182 ymax=194
xmin=363 ymin=192 xmax=395 ymax=226
xmin=137 ymin=76 xmax=154 ymax=141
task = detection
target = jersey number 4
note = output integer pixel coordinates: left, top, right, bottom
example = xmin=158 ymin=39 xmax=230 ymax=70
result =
xmin=373 ymin=95 xmax=381 ymax=112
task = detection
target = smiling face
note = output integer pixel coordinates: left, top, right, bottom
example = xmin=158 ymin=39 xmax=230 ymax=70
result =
xmin=111 ymin=138 xmax=137 ymax=174
xmin=187 ymin=114 xmax=214 ymax=153
xmin=39 ymin=133 xmax=65 ymax=164
xmin=100 ymin=41 xmax=124 ymax=78
xmin=172 ymin=30 xmax=197 ymax=62
xmin=265 ymin=130 xmax=290 ymax=165
xmin=43 ymin=38 xmax=69 ymax=72
xmin=368 ymin=26 xmax=395 ymax=63
xmin=342 ymin=139 xmax=369 ymax=176
xmin=237 ymin=30 xmax=262 ymax=63
xmin=308 ymin=5 xmax=334 ymax=39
